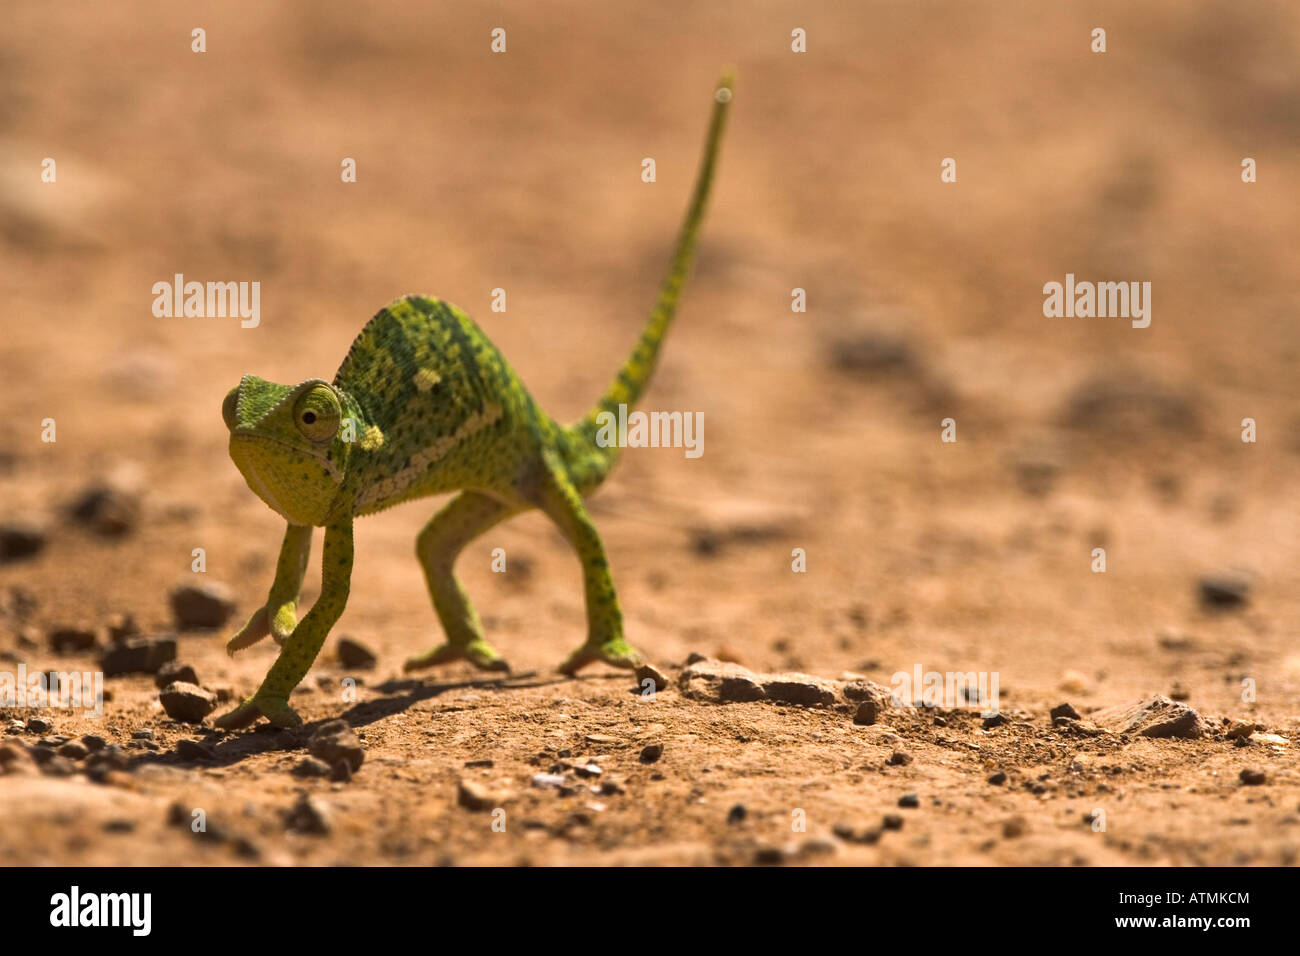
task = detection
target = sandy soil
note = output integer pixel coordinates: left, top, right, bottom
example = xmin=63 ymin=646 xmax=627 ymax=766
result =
xmin=1 ymin=1 xmax=1299 ymax=866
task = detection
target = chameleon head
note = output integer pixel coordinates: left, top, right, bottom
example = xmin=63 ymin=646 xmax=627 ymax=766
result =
xmin=222 ymin=375 xmax=352 ymax=525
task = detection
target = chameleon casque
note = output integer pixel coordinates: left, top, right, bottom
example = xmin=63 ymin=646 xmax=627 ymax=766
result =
xmin=213 ymin=73 xmax=733 ymax=729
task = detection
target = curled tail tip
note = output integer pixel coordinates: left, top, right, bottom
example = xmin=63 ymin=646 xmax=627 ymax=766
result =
xmin=715 ymin=68 xmax=736 ymax=102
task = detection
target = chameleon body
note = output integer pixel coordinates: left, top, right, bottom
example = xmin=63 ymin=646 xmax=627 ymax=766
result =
xmin=213 ymin=74 xmax=733 ymax=729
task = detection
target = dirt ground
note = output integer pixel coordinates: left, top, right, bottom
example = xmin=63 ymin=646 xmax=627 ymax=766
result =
xmin=2 ymin=1 xmax=1299 ymax=866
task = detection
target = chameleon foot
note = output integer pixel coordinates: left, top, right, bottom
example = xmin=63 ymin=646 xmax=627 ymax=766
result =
xmin=403 ymin=639 xmax=511 ymax=674
xmin=213 ymin=693 xmax=303 ymax=731
xmin=558 ymin=638 xmax=644 ymax=676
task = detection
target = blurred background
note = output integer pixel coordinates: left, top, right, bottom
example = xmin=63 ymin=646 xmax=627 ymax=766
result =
xmin=2 ymin=0 xmax=1299 ymax=713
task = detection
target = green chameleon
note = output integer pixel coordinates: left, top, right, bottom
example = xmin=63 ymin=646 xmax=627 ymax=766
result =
xmin=213 ymin=72 xmax=733 ymax=729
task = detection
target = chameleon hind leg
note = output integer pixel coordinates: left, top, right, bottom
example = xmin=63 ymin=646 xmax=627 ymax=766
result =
xmin=404 ymin=490 xmax=519 ymax=674
xmin=530 ymin=451 xmax=644 ymax=675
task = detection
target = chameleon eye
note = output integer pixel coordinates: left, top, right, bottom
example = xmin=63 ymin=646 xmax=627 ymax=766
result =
xmin=221 ymin=387 xmax=240 ymax=430
xmin=292 ymin=385 xmax=341 ymax=442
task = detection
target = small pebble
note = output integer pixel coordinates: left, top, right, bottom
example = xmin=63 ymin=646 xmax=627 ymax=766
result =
xmin=176 ymin=739 xmax=216 ymax=761
xmin=170 ymin=582 xmax=236 ymax=629
xmin=292 ymin=757 xmax=331 ymax=778
xmin=336 ymin=636 xmax=377 ymax=669
xmin=159 ymin=682 xmax=217 ymax=724
xmin=285 ymin=793 xmax=332 ymax=835
xmin=154 ymin=661 xmax=199 ymax=689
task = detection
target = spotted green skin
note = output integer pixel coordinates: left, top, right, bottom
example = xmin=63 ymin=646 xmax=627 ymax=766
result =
xmin=214 ymin=73 xmax=732 ymax=730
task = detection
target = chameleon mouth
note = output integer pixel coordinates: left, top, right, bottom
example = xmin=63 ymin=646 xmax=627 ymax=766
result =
xmin=229 ymin=431 xmax=341 ymax=479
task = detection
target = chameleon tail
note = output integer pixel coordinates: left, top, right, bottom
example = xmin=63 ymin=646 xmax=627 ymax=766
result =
xmin=567 ymin=69 xmax=734 ymax=488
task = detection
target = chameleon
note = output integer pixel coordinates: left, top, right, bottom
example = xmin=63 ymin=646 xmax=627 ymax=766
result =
xmin=212 ymin=71 xmax=733 ymax=729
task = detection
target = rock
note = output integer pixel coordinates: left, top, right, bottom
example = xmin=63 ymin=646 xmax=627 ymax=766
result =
xmin=982 ymin=713 xmax=1010 ymax=730
xmin=988 ymin=771 xmax=1008 ymax=786
xmin=48 ymin=625 xmax=99 ymax=655
xmin=1199 ymin=573 xmax=1250 ymax=610
xmin=844 ymin=679 xmax=892 ymax=704
xmin=727 ymin=804 xmax=747 ymax=824
xmin=1058 ymin=670 xmax=1091 ymax=695
xmin=572 ymin=762 xmax=602 ymax=779
xmin=170 ymin=582 xmax=236 ymax=629
xmin=828 ymin=328 xmax=919 ymax=377
xmin=336 ymin=636 xmax=377 ymax=670
xmin=40 ymin=755 xmax=78 ymax=777
xmin=714 ymin=644 xmax=745 ymax=664
xmin=159 ymin=682 xmax=217 ymax=723
xmin=101 ymin=635 xmax=177 ymax=676
xmin=677 ymin=658 xmax=844 ymax=708
xmin=832 ymin=822 xmax=881 ymax=845
xmin=132 ymin=728 xmax=154 ymax=740
xmin=4 ymin=719 xmax=23 ymax=735
xmin=687 ymin=499 xmax=806 ymax=556
xmin=68 ymin=481 xmax=140 ymax=536
xmin=84 ymin=745 xmax=132 ymax=779
xmin=898 ymin=793 xmax=920 ymax=808
xmin=882 ymin=814 xmax=905 ymax=830
xmin=457 ymin=779 xmax=502 ymax=812
xmin=25 ymin=717 xmax=52 ymax=734
xmin=1003 ymin=816 xmax=1028 ymax=838
xmin=1060 ymin=371 xmax=1198 ymax=439
xmin=753 ymin=844 xmax=792 ymax=866
xmin=762 ymin=674 xmax=838 ymax=707
xmin=153 ymin=661 xmax=200 ymax=689
xmin=887 ymin=751 xmax=912 ymax=766
xmin=57 ymin=741 xmax=89 ymax=761
xmin=329 ymin=759 xmax=353 ymax=783
xmin=639 ymin=743 xmax=663 ymax=764
xmin=105 ymin=613 xmax=140 ymax=643
xmin=1092 ymin=695 xmax=1206 ymax=740
xmin=175 ymin=738 xmax=216 ymax=761
xmin=799 ymin=836 xmax=840 ymax=858
xmin=1050 ymin=702 xmax=1081 ymax=722
xmin=853 ymin=699 xmax=882 ymax=726
xmin=292 ymin=757 xmax=331 ymax=778
xmin=0 ymin=742 xmax=29 ymax=768
xmin=285 ymin=793 xmax=332 ymax=834
xmin=634 ymin=663 xmax=670 ymax=693
xmin=1053 ymin=717 xmax=1107 ymax=737
xmin=677 ymin=659 xmax=766 ymax=703
xmin=1239 ymin=768 xmax=1267 ymax=786
xmin=0 ymin=521 xmax=47 ymax=563
xmin=1156 ymin=628 xmax=1197 ymax=651
xmin=307 ymin=719 xmax=364 ymax=773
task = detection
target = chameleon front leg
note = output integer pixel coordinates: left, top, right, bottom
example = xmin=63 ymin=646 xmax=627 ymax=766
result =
xmin=530 ymin=452 xmax=644 ymax=675
xmin=214 ymin=519 xmax=354 ymax=730
xmin=225 ymin=522 xmax=312 ymax=653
